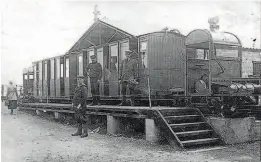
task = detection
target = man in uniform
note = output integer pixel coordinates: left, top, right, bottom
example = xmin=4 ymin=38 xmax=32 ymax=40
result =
xmin=71 ymin=75 xmax=88 ymax=138
xmin=119 ymin=50 xmax=138 ymax=106
xmin=85 ymin=55 xmax=102 ymax=106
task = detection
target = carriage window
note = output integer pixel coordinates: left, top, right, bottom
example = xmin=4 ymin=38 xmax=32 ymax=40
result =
xmin=216 ymin=49 xmax=238 ymax=58
xmin=88 ymin=50 xmax=94 ymax=61
xmin=60 ymin=63 xmax=64 ymax=78
xmin=24 ymin=75 xmax=28 ymax=80
xmin=110 ymin=44 xmax=118 ymax=71
xmin=140 ymin=41 xmax=148 ymax=68
xmin=120 ymin=41 xmax=129 ymax=60
xmin=29 ymin=75 xmax=34 ymax=80
xmin=65 ymin=58 xmax=69 ymax=78
xmin=196 ymin=49 xmax=209 ymax=60
xmin=78 ymin=54 xmax=83 ymax=75
xmin=215 ymin=44 xmax=239 ymax=58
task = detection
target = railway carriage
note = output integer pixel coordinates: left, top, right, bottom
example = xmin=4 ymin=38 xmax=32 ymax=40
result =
xmin=22 ymin=20 xmax=261 ymax=117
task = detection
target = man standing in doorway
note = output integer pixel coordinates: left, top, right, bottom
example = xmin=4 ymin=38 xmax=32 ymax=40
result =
xmin=71 ymin=75 xmax=88 ymax=138
xmin=119 ymin=50 xmax=138 ymax=106
xmin=85 ymin=55 xmax=102 ymax=106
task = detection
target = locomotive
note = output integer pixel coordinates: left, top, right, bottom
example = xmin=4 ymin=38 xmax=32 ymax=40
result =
xmin=22 ymin=20 xmax=261 ymax=118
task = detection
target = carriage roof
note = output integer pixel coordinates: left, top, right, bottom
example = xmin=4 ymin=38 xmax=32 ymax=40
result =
xmin=185 ymin=29 xmax=242 ymax=48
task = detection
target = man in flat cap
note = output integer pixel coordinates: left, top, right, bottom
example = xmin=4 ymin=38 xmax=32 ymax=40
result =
xmin=119 ymin=50 xmax=138 ymax=106
xmin=85 ymin=55 xmax=102 ymax=106
xmin=71 ymin=75 xmax=89 ymax=138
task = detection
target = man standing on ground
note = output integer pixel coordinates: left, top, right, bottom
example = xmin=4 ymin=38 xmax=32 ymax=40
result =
xmin=118 ymin=50 xmax=138 ymax=106
xmin=85 ymin=55 xmax=102 ymax=106
xmin=71 ymin=75 xmax=88 ymax=138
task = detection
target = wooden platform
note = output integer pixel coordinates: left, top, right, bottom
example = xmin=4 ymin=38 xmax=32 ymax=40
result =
xmin=18 ymin=102 xmax=223 ymax=149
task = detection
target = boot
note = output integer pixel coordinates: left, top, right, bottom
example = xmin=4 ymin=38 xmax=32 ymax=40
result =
xmin=80 ymin=123 xmax=88 ymax=138
xmin=72 ymin=123 xmax=82 ymax=136
xmin=118 ymin=95 xmax=127 ymax=106
xmin=88 ymin=97 xmax=97 ymax=106
xmin=97 ymin=96 xmax=101 ymax=106
xmin=10 ymin=109 xmax=13 ymax=115
xmin=130 ymin=96 xmax=135 ymax=106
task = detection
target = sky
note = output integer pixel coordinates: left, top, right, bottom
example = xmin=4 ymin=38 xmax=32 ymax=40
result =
xmin=1 ymin=0 xmax=260 ymax=85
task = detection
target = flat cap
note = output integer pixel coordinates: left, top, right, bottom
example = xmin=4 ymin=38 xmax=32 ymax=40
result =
xmin=90 ymin=55 xmax=97 ymax=58
xmin=125 ymin=50 xmax=132 ymax=55
xmin=76 ymin=75 xmax=85 ymax=78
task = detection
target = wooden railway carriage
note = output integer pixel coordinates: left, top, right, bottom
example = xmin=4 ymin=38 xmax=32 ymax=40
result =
xmin=137 ymin=31 xmax=186 ymax=98
xmin=24 ymin=21 xmax=260 ymax=118
xmin=68 ymin=20 xmax=138 ymax=100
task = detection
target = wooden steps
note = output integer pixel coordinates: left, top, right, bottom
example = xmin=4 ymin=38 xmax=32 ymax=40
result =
xmin=181 ymin=138 xmax=220 ymax=146
xmin=175 ymin=130 xmax=212 ymax=136
xmin=153 ymin=107 xmax=223 ymax=149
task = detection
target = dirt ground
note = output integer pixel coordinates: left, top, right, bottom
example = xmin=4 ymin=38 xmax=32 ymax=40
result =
xmin=1 ymin=102 xmax=261 ymax=162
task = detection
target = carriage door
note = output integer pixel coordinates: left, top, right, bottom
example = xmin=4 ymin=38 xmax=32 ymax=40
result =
xmin=87 ymin=49 xmax=94 ymax=97
xmin=109 ymin=43 xmax=119 ymax=97
xmin=119 ymin=41 xmax=129 ymax=96
xmin=97 ymin=47 xmax=104 ymax=97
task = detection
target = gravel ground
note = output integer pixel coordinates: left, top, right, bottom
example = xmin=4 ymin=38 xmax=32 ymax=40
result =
xmin=1 ymin=102 xmax=260 ymax=162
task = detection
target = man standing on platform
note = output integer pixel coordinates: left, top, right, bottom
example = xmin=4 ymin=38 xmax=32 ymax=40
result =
xmin=118 ymin=50 xmax=138 ymax=106
xmin=71 ymin=75 xmax=89 ymax=138
xmin=85 ymin=55 xmax=102 ymax=106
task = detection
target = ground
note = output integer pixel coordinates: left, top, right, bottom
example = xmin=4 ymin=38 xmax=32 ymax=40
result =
xmin=1 ymin=102 xmax=261 ymax=162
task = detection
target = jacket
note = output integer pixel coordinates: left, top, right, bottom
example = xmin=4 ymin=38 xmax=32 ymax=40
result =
xmin=85 ymin=62 xmax=102 ymax=79
xmin=6 ymin=85 xmax=18 ymax=101
xmin=72 ymin=84 xmax=88 ymax=111
xmin=119 ymin=58 xmax=138 ymax=81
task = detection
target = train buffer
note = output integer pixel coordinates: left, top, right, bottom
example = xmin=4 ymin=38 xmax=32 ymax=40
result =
xmin=19 ymin=103 xmax=224 ymax=149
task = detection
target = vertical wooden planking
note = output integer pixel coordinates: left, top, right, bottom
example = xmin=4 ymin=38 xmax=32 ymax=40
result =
xmin=68 ymin=54 xmax=75 ymax=98
xmin=147 ymin=32 xmax=186 ymax=96
xmin=33 ymin=63 xmax=37 ymax=97
xmin=38 ymin=61 xmax=43 ymax=97
xmin=60 ymin=57 xmax=65 ymax=96
xmin=50 ymin=58 xmax=55 ymax=97
xmin=55 ymin=57 xmax=61 ymax=97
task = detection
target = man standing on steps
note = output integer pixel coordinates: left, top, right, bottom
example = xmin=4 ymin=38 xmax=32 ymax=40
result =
xmin=118 ymin=50 xmax=138 ymax=106
xmin=71 ymin=75 xmax=88 ymax=138
xmin=85 ymin=55 xmax=102 ymax=106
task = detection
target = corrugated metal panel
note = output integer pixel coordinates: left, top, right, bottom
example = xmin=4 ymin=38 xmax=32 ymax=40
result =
xmin=147 ymin=32 xmax=186 ymax=95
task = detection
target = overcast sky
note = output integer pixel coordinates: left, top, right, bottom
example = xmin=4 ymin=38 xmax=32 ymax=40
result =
xmin=1 ymin=0 xmax=260 ymax=85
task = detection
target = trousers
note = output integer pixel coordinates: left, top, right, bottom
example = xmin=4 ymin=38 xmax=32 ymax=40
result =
xmin=90 ymin=77 xmax=100 ymax=103
xmin=121 ymin=81 xmax=135 ymax=102
xmin=74 ymin=107 xmax=88 ymax=133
